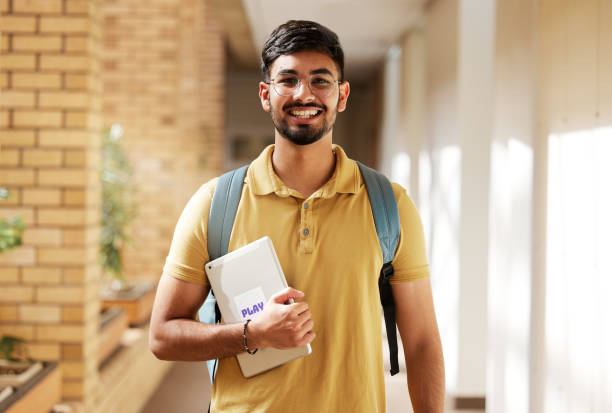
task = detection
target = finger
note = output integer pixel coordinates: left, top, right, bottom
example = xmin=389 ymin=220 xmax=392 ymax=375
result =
xmin=295 ymin=309 xmax=311 ymax=324
xmin=297 ymin=331 xmax=316 ymax=346
xmin=271 ymin=287 xmax=304 ymax=304
xmin=297 ymin=319 xmax=314 ymax=334
xmin=288 ymin=302 xmax=309 ymax=315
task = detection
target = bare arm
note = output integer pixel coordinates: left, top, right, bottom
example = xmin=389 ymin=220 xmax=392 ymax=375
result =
xmin=149 ymin=273 xmax=315 ymax=361
xmin=392 ymin=278 xmax=445 ymax=413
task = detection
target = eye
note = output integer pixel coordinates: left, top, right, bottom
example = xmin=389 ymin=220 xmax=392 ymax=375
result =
xmin=277 ymin=77 xmax=299 ymax=87
xmin=311 ymin=76 xmax=333 ymax=88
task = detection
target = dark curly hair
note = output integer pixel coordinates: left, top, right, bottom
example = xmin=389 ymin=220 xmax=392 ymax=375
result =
xmin=261 ymin=20 xmax=345 ymax=82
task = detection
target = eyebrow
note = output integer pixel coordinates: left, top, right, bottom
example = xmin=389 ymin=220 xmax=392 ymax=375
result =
xmin=274 ymin=68 xmax=334 ymax=76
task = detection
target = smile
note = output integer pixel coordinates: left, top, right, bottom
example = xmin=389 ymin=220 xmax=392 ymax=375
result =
xmin=288 ymin=109 xmax=322 ymax=119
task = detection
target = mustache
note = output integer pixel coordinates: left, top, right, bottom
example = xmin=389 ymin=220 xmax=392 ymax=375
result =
xmin=282 ymin=102 xmax=326 ymax=111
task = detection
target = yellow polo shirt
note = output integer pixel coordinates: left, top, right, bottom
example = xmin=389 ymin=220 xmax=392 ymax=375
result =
xmin=164 ymin=145 xmax=430 ymax=413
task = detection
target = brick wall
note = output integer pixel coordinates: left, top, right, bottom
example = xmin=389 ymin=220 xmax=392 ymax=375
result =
xmin=0 ymin=0 xmax=102 ymax=408
xmin=1 ymin=0 xmax=225 ymax=410
xmin=101 ymin=0 xmax=225 ymax=284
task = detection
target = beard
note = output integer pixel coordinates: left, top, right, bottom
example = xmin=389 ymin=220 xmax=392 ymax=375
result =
xmin=269 ymin=100 xmax=337 ymax=146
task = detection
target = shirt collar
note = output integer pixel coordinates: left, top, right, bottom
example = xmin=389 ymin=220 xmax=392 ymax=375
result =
xmin=247 ymin=144 xmax=359 ymax=198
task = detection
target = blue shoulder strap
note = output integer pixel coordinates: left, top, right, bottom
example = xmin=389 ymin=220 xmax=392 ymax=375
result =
xmin=356 ymin=161 xmax=401 ymax=375
xmin=355 ymin=161 xmax=400 ymax=263
xmin=198 ymin=165 xmax=248 ymax=385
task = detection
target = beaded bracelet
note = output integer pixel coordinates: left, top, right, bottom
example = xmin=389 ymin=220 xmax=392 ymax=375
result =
xmin=243 ymin=319 xmax=258 ymax=355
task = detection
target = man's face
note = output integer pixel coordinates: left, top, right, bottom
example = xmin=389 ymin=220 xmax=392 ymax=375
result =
xmin=259 ymin=51 xmax=350 ymax=146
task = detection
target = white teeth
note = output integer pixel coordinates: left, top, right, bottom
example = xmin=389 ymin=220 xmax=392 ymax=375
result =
xmin=290 ymin=110 xmax=319 ymax=118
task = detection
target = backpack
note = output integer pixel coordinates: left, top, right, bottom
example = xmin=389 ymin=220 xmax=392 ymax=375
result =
xmin=198 ymin=161 xmax=401 ymax=385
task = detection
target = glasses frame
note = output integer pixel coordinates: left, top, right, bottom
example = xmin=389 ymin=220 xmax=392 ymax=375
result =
xmin=266 ymin=74 xmax=342 ymax=98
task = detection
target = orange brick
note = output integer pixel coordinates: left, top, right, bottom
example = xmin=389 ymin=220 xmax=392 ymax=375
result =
xmin=62 ymin=344 xmax=83 ymax=360
xmin=0 ymin=187 xmax=20 ymax=205
xmin=66 ymin=0 xmax=89 ymax=14
xmin=0 ymin=91 xmax=36 ymax=108
xmin=12 ymin=73 xmax=62 ymax=89
xmin=64 ymin=150 xmax=86 ymax=166
xmin=62 ymin=306 xmax=83 ymax=322
xmin=39 ymin=92 xmax=89 ymax=109
xmin=1 ymin=168 xmax=35 ymax=185
xmin=38 ymin=247 xmax=86 ymax=265
xmin=0 ymin=16 xmax=37 ymax=32
xmin=39 ymin=130 xmax=91 ymax=147
xmin=0 ymin=207 xmax=34 ymax=225
xmin=37 ymin=169 xmax=89 ymax=187
xmin=37 ymin=208 xmax=86 ymax=225
xmin=64 ymin=189 xmax=86 ymax=206
xmin=13 ymin=0 xmax=63 ymax=13
xmin=22 ymin=149 xmax=63 ymax=166
xmin=65 ymin=112 xmax=88 ymax=128
xmin=64 ymin=36 xmax=89 ymax=52
xmin=40 ymin=17 xmax=89 ymax=34
xmin=0 ymin=267 xmax=19 ymax=283
xmin=63 ymin=229 xmax=86 ymax=245
xmin=0 ymin=130 xmax=36 ymax=146
xmin=0 ymin=325 xmax=35 ymax=340
xmin=0 ymin=149 xmax=20 ymax=166
xmin=0 ymin=306 xmax=18 ymax=322
xmin=61 ymin=361 xmax=85 ymax=379
xmin=0 ymin=34 xmax=8 ymax=52
xmin=13 ymin=35 xmax=62 ymax=52
xmin=27 ymin=343 xmax=61 ymax=360
xmin=40 ymin=55 xmax=90 ymax=71
xmin=0 ymin=0 xmax=8 ymax=13
xmin=22 ymin=188 xmax=62 ymax=206
xmin=19 ymin=304 xmax=62 ymax=323
xmin=13 ymin=110 xmax=63 ymax=127
xmin=0 ymin=246 xmax=36 ymax=265
xmin=22 ymin=267 xmax=62 ymax=284
xmin=0 ymin=72 xmax=7 ymax=88
xmin=22 ymin=228 xmax=62 ymax=246
xmin=0 ymin=110 xmax=9 ymax=127
xmin=0 ymin=286 xmax=34 ymax=302
xmin=64 ymin=74 xmax=88 ymax=89
xmin=62 ymin=380 xmax=83 ymax=399
xmin=37 ymin=286 xmax=85 ymax=303
xmin=37 ymin=324 xmax=84 ymax=342
xmin=0 ymin=54 xmax=37 ymax=70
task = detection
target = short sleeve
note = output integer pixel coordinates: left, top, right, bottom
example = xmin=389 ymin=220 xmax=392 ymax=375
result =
xmin=162 ymin=178 xmax=218 ymax=286
xmin=390 ymin=183 xmax=430 ymax=283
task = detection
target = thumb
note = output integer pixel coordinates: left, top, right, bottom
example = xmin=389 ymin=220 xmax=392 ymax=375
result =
xmin=271 ymin=287 xmax=304 ymax=304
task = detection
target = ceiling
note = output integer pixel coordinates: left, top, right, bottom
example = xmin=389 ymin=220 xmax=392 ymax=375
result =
xmin=212 ymin=0 xmax=427 ymax=81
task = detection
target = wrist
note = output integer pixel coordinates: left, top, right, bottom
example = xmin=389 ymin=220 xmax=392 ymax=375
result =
xmin=246 ymin=318 xmax=265 ymax=349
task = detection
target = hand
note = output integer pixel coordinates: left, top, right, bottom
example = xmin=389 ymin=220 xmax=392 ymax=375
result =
xmin=248 ymin=287 xmax=315 ymax=349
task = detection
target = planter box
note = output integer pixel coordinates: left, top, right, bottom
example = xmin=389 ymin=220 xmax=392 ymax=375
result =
xmin=101 ymin=280 xmax=156 ymax=326
xmin=98 ymin=307 xmax=129 ymax=366
xmin=0 ymin=361 xmax=43 ymax=388
xmin=0 ymin=362 xmax=61 ymax=413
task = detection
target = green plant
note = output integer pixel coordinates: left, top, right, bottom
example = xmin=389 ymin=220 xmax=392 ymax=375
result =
xmin=0 ymin=335 xmax=27 ymax=362
xmin=0 ymin=188 xmax=25 ymax=253
xmin=100 ymin=125 xmax=135 ymax=288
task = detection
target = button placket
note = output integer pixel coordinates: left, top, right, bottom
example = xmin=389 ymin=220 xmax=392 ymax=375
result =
xmin=299 ymin=199 xmax=314 ymax=253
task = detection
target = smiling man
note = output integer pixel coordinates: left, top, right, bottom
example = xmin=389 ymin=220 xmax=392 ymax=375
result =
xmin=149 ymin=20 xmax=445 ymax=412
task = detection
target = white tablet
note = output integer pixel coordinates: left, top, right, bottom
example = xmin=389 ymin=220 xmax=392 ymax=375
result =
xmin=205 ymin=236 xmax=312 ymax=378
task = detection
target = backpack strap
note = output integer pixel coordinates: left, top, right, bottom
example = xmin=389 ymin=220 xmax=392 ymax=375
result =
xmin=199 ymin=165 xmax=248 ymax=385
xmin=356 ymin=161 xmax=401 ymax=376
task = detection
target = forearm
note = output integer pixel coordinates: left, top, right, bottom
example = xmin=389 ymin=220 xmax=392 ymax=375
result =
xmin=150 ymin=318 xmax=247 ymax=361
xmin=405 ymin=338 xmax=445 ymax=413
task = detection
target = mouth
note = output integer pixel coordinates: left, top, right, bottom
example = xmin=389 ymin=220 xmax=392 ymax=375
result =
xmin=286 ymin=106 xmax=324 ymax=120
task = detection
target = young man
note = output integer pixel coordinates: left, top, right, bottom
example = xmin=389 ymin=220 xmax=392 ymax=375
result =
xmin=150 ymin=20 xmax=445 ymax=412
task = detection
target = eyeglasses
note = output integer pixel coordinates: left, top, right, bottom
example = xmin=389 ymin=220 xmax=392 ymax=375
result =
xmin=266 ymin=73 xmax=341 ymax=98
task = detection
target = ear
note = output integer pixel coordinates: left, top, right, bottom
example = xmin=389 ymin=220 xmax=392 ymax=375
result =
xmin=337 ymin=81 xmax=350 ymax=112
xmin=259 ymin=82 xmax=271 ymax=112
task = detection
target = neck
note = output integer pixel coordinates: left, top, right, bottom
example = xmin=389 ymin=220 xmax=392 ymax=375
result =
xmin=272 ymin=134 xmax=336 ymax=199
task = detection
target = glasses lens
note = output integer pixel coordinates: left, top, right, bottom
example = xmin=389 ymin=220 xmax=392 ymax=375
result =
xmin=309 ymin=74 xmax=336 ymax=97
xmin=272 ymin=74 xmax=338 ymax=97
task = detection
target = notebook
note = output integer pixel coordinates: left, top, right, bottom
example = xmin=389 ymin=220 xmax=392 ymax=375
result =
xmin=205 ymin=236 xmax=312 ymax=378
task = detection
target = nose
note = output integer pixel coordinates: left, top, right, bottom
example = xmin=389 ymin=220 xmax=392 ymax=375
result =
xmin=293 ymin=79 xmax=315 ymax=101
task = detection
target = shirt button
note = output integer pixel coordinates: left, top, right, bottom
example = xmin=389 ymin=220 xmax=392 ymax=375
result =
xmin=303 ymin=202 xmax=309 ymax=209
xmin=302 ymin=228 xmax=310 ymax=236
